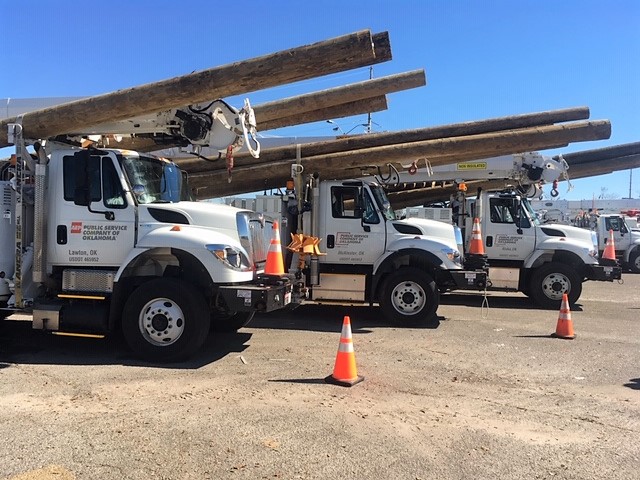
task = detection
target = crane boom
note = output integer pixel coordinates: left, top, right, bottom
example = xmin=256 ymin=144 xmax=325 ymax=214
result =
xmin=375 ymin=152 xmax=568 ymax=189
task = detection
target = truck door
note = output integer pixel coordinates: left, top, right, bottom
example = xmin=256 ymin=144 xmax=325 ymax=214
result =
xmin=483 ymin=196 xmax=536 ymax=261
xmin=50 ymin=151 xmax=136 ymax=267
xmin=322 ymin=184 xmax=386 ymax=266
xmin=602 ymin=215 xmax=630 ymax=251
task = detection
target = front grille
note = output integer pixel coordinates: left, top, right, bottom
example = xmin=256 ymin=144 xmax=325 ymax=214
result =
xmin=62 ymin=269 xmax=115 ymax=293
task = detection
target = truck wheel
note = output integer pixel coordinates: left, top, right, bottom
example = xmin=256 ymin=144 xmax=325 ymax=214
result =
xmin=380 ymin=268 xmax=439 ymax=326
xmin=211 ymin=310 xmax=255 ymax=333
xmin=529 ymin=262 xmax=582 ymax=309
xmin=628 ymin=250 xmax=640 ymax=273
xmin=122 ymin=278 xmax=209 ymax=362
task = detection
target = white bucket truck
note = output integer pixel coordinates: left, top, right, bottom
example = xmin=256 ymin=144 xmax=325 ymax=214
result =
xmin=0 ymin=112 xmax=293 ymax=362
xmin=394 ymin=152 xmax=622 ymax=308
xmin=249 ymin=171 xmax=488 ymax=326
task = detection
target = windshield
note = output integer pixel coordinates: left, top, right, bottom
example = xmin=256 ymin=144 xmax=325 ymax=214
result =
xmin=521 ymin=198 xmax=541 ymax=226
xmin=369 ymin=184 xmax=396 ymax=221
xmin=118 ymin=153 xmax=192 ymax=204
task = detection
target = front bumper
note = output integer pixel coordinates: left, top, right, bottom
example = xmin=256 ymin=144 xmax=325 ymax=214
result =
xmin=217 ymin=276 xmax=293 ymax=313
xmin=587 ymin=264 xmax=622 ymax=282
xmin=446 ymin=269 xmax=488 ymax=290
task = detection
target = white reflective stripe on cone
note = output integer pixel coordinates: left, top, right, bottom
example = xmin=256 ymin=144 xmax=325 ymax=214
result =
xmin=338 ymin=341 xmax=354 ymax=353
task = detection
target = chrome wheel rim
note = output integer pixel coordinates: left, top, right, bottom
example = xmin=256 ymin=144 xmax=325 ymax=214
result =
xmin=138 ymin=298 xmax=185 ymax=347
xmin=390 ymin=281 xmax=426 ymax=315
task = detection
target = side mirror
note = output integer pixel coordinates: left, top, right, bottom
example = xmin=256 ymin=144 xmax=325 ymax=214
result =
xmin=513 ymin=198 xmax=523 ymax=234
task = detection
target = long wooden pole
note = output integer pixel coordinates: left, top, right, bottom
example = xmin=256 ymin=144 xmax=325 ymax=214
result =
xmin=88 ymin=69 xmax=419 ymax=149
xmin=0 ymin=30 xmax=390 ymax=147
xmin=258 ymin=96 xmax=388 ymax=131
xmin=557 ymin=141 xmax=640 ymax=165
xmin=188 ymin=120 xmax=611 ymax=198
xmin=176 ymin=106 xmax=592 ymax=174
xmin=564 ymin=154 xmax=640 ymax=178
xmin=253 ymin=70 xmax=425 ymax=124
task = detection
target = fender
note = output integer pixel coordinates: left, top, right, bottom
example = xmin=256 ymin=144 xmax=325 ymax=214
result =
xmin=374 ymin=236 xmax=461 ymax=274
xmin=622 ymin=237 xmax=640 ymax=263
xmin=115 ymin=225 xmax=255 ymax=284
xmin=523 ymin=237 xmax=597 ymax=269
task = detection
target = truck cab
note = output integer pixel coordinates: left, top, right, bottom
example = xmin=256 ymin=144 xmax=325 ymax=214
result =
xmin=1 ymin=146 xmax=292 ymax=361
xmin=594 ymin=214 xmax=640 ymax=272
xmin=466 ymin=191 xmax=621 ymax=308
xmin=279 ymin=178 xmax=487 ymax=326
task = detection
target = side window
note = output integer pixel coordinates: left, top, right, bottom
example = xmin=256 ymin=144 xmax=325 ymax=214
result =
xmin=63 ymin=155 xmax=126 ymax=208
xmin=518 ymin=206 xmax=531 ymax=228
xmin=489 ymin=199 xmax=514 ymax=224
xmin=489 ymin=198 xmax=530 ymax=228
xmin=102 ymin=159 xmax=127 ymax=208
xmin=331 ymin=186 xmax=360 ymax=218
xmin=362 ymin=190 xmax=380 ymax=224
xmin=63 ymin=155 xmax=101 ymax=202
xmin=605 ymin=217 xmax=615 ymax=231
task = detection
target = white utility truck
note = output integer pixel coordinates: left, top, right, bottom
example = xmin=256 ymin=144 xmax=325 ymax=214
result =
xmin=0 ymin=103 xmax=293 ymax=362
xmin=247 ymin=170 xmax=488 ymax=326
xmin=393 ymin=152 xmax=622 ymax=308
xmin=578 ymin=214 xmax=640 ymax=273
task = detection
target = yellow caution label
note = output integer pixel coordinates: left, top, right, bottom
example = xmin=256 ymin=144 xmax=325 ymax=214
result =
xmin=456 ymin=162 xmax=487 ymax=170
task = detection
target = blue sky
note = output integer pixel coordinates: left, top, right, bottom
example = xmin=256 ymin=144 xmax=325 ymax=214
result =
xmin=1 ymin=0 xmax=639 ymax=200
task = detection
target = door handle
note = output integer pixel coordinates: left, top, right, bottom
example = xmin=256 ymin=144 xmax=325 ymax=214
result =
xmin=57 ymin=225 xmax=67 ymax=245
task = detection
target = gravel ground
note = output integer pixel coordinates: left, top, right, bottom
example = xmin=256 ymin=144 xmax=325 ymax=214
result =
xmin=1 ymin=275 xmax=639 ymax=480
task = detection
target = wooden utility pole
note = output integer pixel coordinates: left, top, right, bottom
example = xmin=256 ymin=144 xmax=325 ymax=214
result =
xmin=0 ymin=30 xmax=391 ymax=147
xmin=176 ymin=106 xmax=593 ymax=174
xmin=188 ymin=120 xmax=611 ymax=199
xmin=258 ymin=96 xmax=389 ymax=132
xmin=557 ymin=141 xmax=640 ymax=165
xmin=253 ymin=70 xmax=425 ymax=124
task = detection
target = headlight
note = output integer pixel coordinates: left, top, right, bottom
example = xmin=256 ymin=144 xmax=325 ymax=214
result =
xmin=206 ymin=244 xmax=253 ymax=271
xmin=441 ymin=247 xmax=462 ymax=263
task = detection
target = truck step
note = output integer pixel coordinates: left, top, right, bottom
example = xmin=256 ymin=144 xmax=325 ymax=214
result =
xmin=57 ymin=293 xmax=106 ymax=301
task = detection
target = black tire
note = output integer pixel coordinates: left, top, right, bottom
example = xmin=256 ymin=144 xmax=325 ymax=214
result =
xmin=0 ymin=302 xmax=11 ymax=321
xmin=628 ymin=249 xmax=640 ymax=274
xmin=379 ymin=267 xmax=439 ymax=326
xmin=528 ymin=262 xmax=582 ymax=309
xmin=122 ymin=278 xmax=209 ymax=362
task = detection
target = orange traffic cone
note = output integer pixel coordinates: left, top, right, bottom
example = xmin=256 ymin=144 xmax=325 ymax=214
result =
xmin=469 ymin=217 xmax=485 ymax=255
xmin=602 ymin=229 xmax=617 ymax=262
xmin=325 ymin=316 xmax=364 ymax=387
xmin=551 ymin=293 xmax=575 ymax=339
xmin=264 ymin=221 xmax=285 ymax=275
